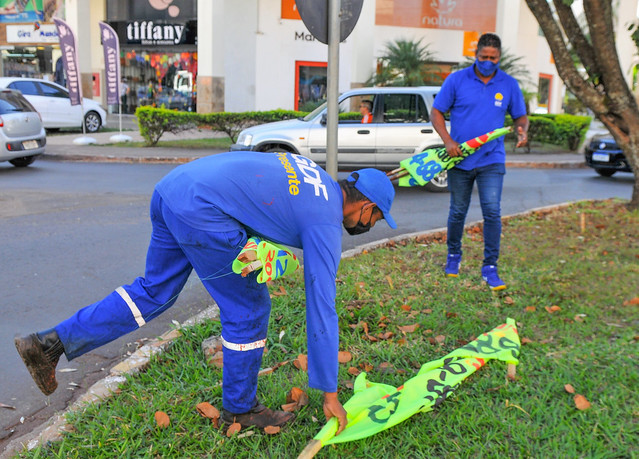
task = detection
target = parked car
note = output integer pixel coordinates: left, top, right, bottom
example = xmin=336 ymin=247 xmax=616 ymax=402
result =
xmin=0 ymin=77 xmax=107 ymax=133
xmin=584 ymin=134 xmax=633 ymax=177
xmin=0 ymin=89 xmax=46 ymax=167
xmin=230 ymin=86 xmax=449 ymax=192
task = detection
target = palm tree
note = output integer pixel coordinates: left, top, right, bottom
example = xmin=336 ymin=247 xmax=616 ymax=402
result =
xmin=368 ymin=38 xmax=438 ymax=87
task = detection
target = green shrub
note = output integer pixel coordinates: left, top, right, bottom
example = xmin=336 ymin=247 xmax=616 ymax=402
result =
xmin=505 ymin=113 xmax=591 ymax=150
xmin=135 ymin=107 xmax=307 ymax=146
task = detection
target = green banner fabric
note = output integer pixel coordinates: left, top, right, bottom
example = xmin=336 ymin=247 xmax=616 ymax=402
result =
xmin=398 ymin=127 xmax=512 ymax=187
xmin=232 ymin=237 xmax=300 ymax=283
xmin=312 ymin=318 xmax=520 ymax=446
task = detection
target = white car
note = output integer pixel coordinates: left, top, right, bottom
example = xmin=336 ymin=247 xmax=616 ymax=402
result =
xmin=0 ymin=77 xmax=107 ymax=133
xmin=230 ymin=86 xmax=449 ymax=191
xmin=0 ymin=89 xmax=46 ymax=167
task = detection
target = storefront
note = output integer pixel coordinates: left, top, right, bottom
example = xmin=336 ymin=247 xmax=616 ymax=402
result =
xmin=107 ymin=0 xmax=197 ymax=113
xmin=0 ymin=0 xmax=65 ymax=81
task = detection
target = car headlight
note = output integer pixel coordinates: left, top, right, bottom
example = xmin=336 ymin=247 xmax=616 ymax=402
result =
xmin=238 ymin=133 xmax=253 ymax=146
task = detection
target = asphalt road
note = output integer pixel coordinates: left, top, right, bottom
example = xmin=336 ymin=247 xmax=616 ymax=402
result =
xmin=0 ymin=158 xmax=633 ymax=450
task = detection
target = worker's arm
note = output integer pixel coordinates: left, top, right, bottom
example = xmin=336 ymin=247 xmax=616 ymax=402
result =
xmin=431 ymin=108 xmax=463 ymax=157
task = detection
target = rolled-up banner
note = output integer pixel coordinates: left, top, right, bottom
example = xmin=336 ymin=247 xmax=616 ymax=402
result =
xmin=98 ymin=22 xmax=120 ymax=106
xmin=53 ymin=18 xmax=82 ymax=106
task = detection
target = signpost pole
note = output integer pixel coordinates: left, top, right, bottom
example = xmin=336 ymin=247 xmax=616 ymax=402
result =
xmin=325 ymin=0 xmax=340 ymax=180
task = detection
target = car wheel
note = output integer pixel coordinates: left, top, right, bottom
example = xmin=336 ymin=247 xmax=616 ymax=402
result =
xmin=424 ymin=170 xmax=449 ymax=192
xmin=262 ymin=145 xmax=293 ymax=153
xmin=84 ymin=111 xmax=102 ymax=133
xmin=595 ymin=168 xmax=616 ymax=177
xmin=9 ymin=155 xmax=37 ymax=167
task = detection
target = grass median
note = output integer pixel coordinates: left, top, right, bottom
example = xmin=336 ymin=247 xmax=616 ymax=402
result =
xmin=19 ymin=199 xmax=638 ymax=458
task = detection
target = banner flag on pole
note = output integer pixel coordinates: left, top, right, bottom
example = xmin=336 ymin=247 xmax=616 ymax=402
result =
xmin=397 ymin=127 xmax=513 ymax=187
xmin=304 ymin=318 xmax=520 ymax=453
xmin=53 ymin=18 xmax=82 ymax=106
xmin=99 ymin=22 xmax=120 ymax=106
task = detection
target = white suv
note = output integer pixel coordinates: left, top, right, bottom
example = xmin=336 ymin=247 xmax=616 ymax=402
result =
xmin=231 ymin=86 xmax=449 ymax=191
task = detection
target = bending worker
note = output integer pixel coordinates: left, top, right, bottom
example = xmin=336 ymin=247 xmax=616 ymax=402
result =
xmin=15 ymin=151 xmax=397 ymax=434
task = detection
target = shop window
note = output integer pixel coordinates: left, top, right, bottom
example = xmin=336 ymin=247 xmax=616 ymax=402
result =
xmin=120 ymin=50 xmax=197 ymax=113
xmin=295 ymin=61 xmax=327 ymax=111
xmin=536 ymin=73 xmax=552 ymax=114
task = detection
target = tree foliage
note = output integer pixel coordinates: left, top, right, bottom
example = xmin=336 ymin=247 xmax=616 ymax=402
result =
xmin=368 ymin=38 xmax=439 ymax=87
xmin=525 ymin=0 xmax=639 ymax=207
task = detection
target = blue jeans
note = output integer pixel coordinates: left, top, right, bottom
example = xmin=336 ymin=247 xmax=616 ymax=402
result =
xmin=447 ymin=163 xmax=505 ymax=266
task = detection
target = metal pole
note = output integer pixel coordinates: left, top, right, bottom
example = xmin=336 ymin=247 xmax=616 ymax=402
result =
xmin=326 ymin=0 xmax=340 ymax=180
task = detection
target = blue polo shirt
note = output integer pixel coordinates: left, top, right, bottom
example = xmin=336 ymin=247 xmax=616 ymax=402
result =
xmin=156 ymin=151 xmax=344 ymax=393
xmin=433 ymin=64 xmax=526 ymax=170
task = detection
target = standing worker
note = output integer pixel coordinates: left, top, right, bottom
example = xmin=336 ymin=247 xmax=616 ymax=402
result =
xmin=14 ymin=151 xmax=397 ymax=434
xmin=430 ymin=33 xmax=528 ymax=290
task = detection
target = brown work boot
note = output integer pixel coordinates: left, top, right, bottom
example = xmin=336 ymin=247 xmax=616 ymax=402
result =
xmin=221 ymin=401 xmax=295 ymax=430
xmin=14 ymin=328 xmax=65 ymax=396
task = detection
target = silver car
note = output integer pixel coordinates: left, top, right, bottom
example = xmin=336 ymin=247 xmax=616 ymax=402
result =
xmin=231 ymin=86 xmax=449 ymax=191
xmin=0 ymin=89 xmax=46 ymax=167
xmin=0 ymin=77 xmax=107 ymax=133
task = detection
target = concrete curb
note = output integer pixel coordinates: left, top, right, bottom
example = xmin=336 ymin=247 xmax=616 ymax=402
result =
xmin=1 ymin=200 xmax=586 ymax=458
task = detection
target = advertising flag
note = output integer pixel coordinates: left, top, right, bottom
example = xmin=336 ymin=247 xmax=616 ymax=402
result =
xmin=99 ymin=22 xmax=120 ymax=106
xmin=300 ymin=319 xmax=520 ymax=456
xmin=53 ymin=18 xmax=82 ymax=106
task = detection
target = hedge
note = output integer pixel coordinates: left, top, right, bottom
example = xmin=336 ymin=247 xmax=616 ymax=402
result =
xmin=136 ymin=107 xmax=591 ymax=151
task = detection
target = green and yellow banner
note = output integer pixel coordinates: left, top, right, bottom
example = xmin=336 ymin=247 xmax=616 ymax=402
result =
xmin=398 ymin=127 xmax=512 ymax=187
xmin=305 ymin=319 xmax=520 ymax=453
xmin=232 ymin=237 xmax=300 ymax=283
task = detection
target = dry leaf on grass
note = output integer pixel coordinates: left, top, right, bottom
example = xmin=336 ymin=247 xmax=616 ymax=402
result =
xmin=348 ymin=366 xmax=361 ymax=376
xmin=398 ymin=324 xmax=420 ymax=334
xmin=564 ymin=384 xmax=575 ymax=394
xmin=525 ymin=306 xmax=536 ymax=312
xmin=385 ymin=275 xmax=394 ymax=289
xmin=196 ymin=402 xmax=220 ymax=421
xmin=338 ymin=351 xmax=352 ymax=363
xmin=286 ymin=387 xmax=309 ymax=405
xmin=226 ymin=422 xmax=242 ymax=436
xmin=400 ymin=304 xmax=411 ymax=312
xmin=281 ymin=402 xmax=298 ymax=412
xmin=545 ymin=305 xmax=562 ymax=313
xmin=574 ymin=394 xmax=592 ymax=410
xmin=264 ymin=425 xmax=281 ymax=435
xmin=623 ymin=297 xmax=639 ymax=306
xmin=521 ymin=337 xmax=533 ymax=345
xmin=271 ymin=286 xmax=288 ymax=297
xmin=154 ymin=411 xmax=170 ymax=428
xmin=293 ymin=354 xmax=308 ymax=371
xmin=434 ymin=335 xmax=446 ymax=344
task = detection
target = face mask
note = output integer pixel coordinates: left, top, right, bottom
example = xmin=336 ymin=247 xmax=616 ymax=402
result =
xmin=344 ymin=207 xmax=373 ymax=235
xmin=475 ymin=59 xmax=499 ymax=77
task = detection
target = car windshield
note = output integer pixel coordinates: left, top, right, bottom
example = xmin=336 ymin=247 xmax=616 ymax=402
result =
xmin=0 ymin=92 xmax=35 ymax=114
xmin=303 ymin=101 xmax=327 ymax=121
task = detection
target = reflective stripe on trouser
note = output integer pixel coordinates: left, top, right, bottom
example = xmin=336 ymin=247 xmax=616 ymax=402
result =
xmin=55 ymin=191 xmax=272 ymax=414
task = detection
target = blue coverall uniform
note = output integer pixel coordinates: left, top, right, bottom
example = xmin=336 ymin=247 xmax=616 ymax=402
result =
xmin=55 ymin=151 xmax=344 ymax=414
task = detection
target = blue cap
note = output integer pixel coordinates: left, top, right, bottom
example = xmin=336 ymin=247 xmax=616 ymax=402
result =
xmin=347 ymin=168 xmax=397 ymax=229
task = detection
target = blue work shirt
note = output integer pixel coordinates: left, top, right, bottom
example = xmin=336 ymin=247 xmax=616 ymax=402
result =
xmin=156 ymin=151 xmax=343 ymax=393
xmin=433 ymin=64 xmax=526 ymax=170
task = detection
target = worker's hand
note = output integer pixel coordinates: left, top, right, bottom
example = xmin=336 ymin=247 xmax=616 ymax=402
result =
xmin=323 ymin=392 xmax=348 ymax=435
xmin=444 ymin=139 xmax=463 ymax=157
xmin=516 ymin=125 xmax=528 ymax=148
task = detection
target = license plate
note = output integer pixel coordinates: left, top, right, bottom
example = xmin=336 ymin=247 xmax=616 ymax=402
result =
xmin=22 ymin=140 xmax=38 ymax=150
xmin=592 ymin=153 xmax=609 ymax=162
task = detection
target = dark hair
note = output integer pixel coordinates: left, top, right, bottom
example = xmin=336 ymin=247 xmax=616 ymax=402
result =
xmin=477 ymin=33 xmax=501 ymax=53
xmin=339 ymin=174 xmax=368 ymax=204
xmin=361 ymin=100 xmax=373 ymax=111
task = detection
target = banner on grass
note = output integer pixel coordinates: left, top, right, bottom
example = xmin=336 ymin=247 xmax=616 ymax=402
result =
xmin=53 ymin=18 xmax=82 ymax=106
xmin=99 ymin=22 xmax=120 ymax=106
xmin=311 ymin=318 xmax=521 ymax=447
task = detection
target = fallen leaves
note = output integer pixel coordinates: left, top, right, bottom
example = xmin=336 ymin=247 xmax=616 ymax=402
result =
xmin=564 ymin=383 xmax=592 ymax=411
xmin=293 ymin=354 xmax=308 ymax=371
xmin=282 ymin=387 xmax=309 ymax=412
xmin=623 ymin=297 xmax=639 ymax=306
xmin=545 ymin=305 xmax=562 ymax=313
xmin=226 ymin=422 xmax=242 ymax=437
xmin=196 ymin=402 xmax=220 ymax=428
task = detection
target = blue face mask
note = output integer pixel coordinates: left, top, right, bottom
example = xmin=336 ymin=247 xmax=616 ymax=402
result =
xmin=475 ymin=59 xmax=500 ymax=77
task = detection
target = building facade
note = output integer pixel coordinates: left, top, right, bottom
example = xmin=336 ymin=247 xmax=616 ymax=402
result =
xmin=0 ymin=0 xmax=637 ymax=116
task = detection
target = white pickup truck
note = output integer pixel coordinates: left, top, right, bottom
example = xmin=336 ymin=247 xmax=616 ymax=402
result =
xmin=230 ymin=86 xmax=449 ymax=192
